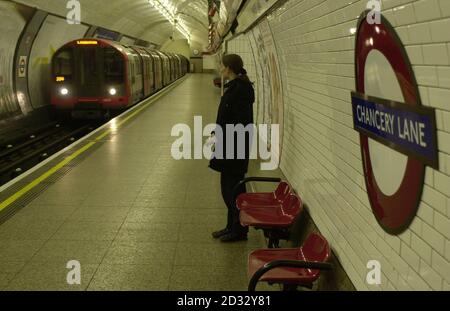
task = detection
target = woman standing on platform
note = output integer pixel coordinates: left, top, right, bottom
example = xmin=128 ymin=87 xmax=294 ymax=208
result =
xmin=209 ymin=54 xmax=255 ymax=242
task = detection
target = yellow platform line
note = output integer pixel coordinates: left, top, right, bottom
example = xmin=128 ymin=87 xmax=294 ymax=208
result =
xmin=0 ymin=77 xmax=186 ymax=211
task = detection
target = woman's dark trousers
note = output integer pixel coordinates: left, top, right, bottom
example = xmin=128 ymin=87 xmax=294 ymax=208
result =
xmin=220 ymin=171 xmax=248 ymax=234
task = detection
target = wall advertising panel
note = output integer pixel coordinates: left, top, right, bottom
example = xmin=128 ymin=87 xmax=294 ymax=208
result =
xmin=250 ymin=19 xmax=283 ymax=157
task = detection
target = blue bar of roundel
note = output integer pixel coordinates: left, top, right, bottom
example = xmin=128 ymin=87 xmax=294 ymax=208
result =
xmin=351 ymin=96 xmax=436 ymax=161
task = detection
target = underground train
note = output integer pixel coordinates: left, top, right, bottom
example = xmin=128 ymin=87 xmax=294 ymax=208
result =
xmin=50 ymin=38 xmax=189 ymax=117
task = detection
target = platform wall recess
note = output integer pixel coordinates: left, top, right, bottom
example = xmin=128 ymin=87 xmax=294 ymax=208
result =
xmin=228 ymin=0 xmax=450 ymax=290
xmin=0 ymin=1 xmax=28 ymax=120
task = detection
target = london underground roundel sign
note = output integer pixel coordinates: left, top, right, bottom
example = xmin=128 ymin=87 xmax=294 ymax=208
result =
xmin=352 ymin=12 xmax=438 ymax=234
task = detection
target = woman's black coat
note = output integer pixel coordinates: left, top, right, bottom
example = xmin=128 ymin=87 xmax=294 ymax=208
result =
xmin=209 ymin=78 xmax=255 ymax=175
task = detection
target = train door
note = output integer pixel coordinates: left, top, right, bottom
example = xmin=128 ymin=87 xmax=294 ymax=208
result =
xmin=166 ymin=53 xmax=173 ymax=82
xmin=183 ymin=57 xmax=186 ymax=75
xmin=171 ymin=54 xmax=176 ymax=80
xmin=130 ymin=47 xmax=149 ymax=97
xmin=172 ymin=54 xmax=177 ymax=80
xmin=165 ymin=55 xmax=170 ymax=85
xmin=144 ymin=50 xmax=154 ymax=95
xmin=134 ymin=54 xmax=143 ymax=102
xmin=143 ymin=54 xmax=151 ymax=97
xmin=126 ymin=49 xmax=143 ymax=105
xmin=149 ymin=55 xmax=155 ymax=93
xmin=143 ymin=49 xmax=155 ymax=94
xmin=161 ymin=52 xmax=170 ymax=83
xmin=135 ymin=47 xmax=155 ymax=97
xmin=129 ymin=55 xmax=137 ymax=104
xmin=159 ymin=52 xmax=166 ymax=86
xmin=165 ymin=56 xmax=170 ymax=85
xmin=169 ymin=53 xmax=175 ymax=82
xmin=126 ymin=57 xmax=134 ymax=105
xmin=154 ymin=54 xmax=162 ymax=90
xmin=175 ymin=55 xmax=181 ymax=79
xmin=178 ymin=56 xmax=181 ymax=78
xmin=142 ymin=48 xmax=154 ymax=95
xmin=148 ymin=52 xmax=156 ymax=91
xmin=156 ymin=51 xmax=169 ymax=86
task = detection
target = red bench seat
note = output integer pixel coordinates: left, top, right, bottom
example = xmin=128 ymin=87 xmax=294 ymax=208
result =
xmin=247 ymin=233 xmax=332 ymax=291
xmin=239 ymin=193 xmax=302 ymax=229
xmin=236 ymin=181 xmax=291 ymax=209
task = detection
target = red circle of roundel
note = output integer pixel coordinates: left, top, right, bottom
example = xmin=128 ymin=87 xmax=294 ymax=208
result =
xmin=355 ymin=12 xmax=425 ymax=234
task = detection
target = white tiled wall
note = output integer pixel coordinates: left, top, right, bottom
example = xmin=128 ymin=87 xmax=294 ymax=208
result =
xmin=226 ymin=35 xmax=258 ymax=84
xmin=228 ymin=0 xmax=450 ymax=290
xmin=227 ymin=34 xmax=259 ymax=122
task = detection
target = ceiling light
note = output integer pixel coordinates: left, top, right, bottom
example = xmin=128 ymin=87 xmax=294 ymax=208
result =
xmin=148 ymin=0 xmax=191 ymax=42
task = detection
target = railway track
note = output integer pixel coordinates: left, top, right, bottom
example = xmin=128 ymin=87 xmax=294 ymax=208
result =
xmin=0 ymin=121 xmax=100 ymax=186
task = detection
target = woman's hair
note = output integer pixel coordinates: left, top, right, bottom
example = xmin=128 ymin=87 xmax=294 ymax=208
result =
xmin=222 ymin=54 xmax=251 ymax=83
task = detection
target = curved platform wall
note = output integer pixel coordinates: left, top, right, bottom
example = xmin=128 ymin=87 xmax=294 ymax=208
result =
xmin=0 ymin=1 xmax=30 ymax=120
xmin=227 ymin=0 xmax=450 ymax=290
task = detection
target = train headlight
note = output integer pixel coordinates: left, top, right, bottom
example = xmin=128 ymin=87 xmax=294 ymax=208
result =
xmin=60 ymin=88 xmax=69 ymax=96
xmin=109 ymin=88 xmax=117 ymax=96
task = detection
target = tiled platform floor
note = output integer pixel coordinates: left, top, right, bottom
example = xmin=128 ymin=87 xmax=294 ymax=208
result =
xmin=0 ymin=74 xmax=272 ymax=291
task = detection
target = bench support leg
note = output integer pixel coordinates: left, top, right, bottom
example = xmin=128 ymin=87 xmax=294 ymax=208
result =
xmin=268 ymin=235 xmax=280 ymax=248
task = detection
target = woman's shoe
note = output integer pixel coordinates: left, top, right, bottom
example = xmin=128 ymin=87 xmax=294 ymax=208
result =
xmin=212 ymin=228 xmax=231 ymax=239
xmin=220 ymin=232 xmax=248 ymax=242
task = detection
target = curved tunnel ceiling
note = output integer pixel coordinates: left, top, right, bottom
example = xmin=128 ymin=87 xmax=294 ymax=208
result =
xmin=14 ymin=0 xmax=209 ymax=48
